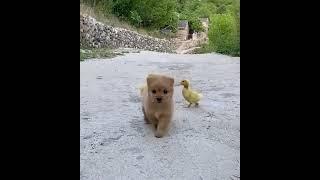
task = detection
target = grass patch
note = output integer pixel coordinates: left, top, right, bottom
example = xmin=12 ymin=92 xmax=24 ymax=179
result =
xmin=80 ymin=48 xmax=122 ymax=61
xmin=193 ymin=43 xmax=239 ymax=57
xmin=192 ymin=44 xmax=212 ymax=54
xmin=80 ymin=3 xmax=136 ymax=32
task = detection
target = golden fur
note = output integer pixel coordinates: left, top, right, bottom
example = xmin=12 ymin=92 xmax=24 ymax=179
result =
xmin=141 ymin=74 xmax=174 ymax=138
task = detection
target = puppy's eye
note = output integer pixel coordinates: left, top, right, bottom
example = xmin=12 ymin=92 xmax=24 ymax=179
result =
xmin=163 ymin=90 xmax=168 ymax=94
xmin=152 ymin=90 xmax=156 ymax=94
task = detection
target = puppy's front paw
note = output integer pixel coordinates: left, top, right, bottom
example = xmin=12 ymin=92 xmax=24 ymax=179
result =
xmin=155 ymin=131 xmax=164 ymax=138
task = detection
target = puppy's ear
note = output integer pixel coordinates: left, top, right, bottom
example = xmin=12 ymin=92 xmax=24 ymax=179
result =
xmin=147 ymin=75 xmax=155 ymax=87
xmin=167 ymin=77 xmax=174 ymax=87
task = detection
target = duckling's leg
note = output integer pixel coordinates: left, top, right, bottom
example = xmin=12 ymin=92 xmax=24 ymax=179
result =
xmin=188 ymin=103 xmax=192 ymax=108
xmin=195 ymin=103 xmax=199 ymax=107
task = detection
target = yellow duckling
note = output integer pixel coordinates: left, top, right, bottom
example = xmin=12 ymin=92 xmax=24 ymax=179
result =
xmin=180 ymin=79 xmax=203 ymax=107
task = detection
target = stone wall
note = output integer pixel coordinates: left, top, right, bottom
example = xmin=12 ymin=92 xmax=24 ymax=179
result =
xmin=176 ymin=29 xmax=189 ymax=41
xmin=80 ymin=14 xmax=175 ymax=52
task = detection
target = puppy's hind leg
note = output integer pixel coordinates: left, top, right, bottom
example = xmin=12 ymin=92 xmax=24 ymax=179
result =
xmin=142 ymin=106 xmax=151 ymax=124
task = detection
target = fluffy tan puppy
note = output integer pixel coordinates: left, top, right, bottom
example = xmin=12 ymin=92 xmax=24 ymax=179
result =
xmin=140 ymin=74 xmax=175 ymax=138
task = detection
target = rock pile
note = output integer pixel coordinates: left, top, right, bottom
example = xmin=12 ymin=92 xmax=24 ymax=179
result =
xmin=80 ymin=14 xmax=175 ymax=52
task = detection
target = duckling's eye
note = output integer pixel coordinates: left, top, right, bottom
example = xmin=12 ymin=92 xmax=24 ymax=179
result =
xmin=152 ymin=90 xmax=156 ymax=94
xmin=163 ymin=89 xmax=168 ymax=94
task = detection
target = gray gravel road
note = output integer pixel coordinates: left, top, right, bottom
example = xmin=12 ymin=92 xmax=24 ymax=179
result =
xmin=80 ymin=51 xmax=240 ymax=180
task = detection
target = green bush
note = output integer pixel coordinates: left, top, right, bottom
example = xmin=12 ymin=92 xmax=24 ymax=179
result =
xmin=188 ymin=15 xmax=204 ymax=32
xmin=80 ymin=0 xmax=240 ymax=56
xmin=209 ymin=13 xmax=239 ymax=56
xmin=95 ymin=0 xmax=113 ymax=14
xmin=130 ymin=10 xmax=142 ymax=27
xmin=112 ymin=0 xmax=178 ymax=29
xmin=194 ymin=2 xmax=217 ymax=18
xmin=112 ymin=0 xmax=134 ymax=18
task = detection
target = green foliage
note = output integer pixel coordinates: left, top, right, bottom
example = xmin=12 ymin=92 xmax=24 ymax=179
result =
xmin=208 ymin=13 xmax=239 ymax=56
xmin=81 ymin=0 xmax=240 ymax=56
xmin=95 ymin=0 xmax=113 ymax=14
xmin=216 ymin=4 xmax=227 ymax=14
xmin=111 ymin=0 xmax=178 ymax=29
xmin=188 ymin=15 xmax=204 ymax=32
xmin=194 ymin=2 xmax=217 ymax=18
xmin=130 ymin=10 xmax=142 ymax=27
xmin=177 ymin=0 xmax=206 ymax=32
xmin=190 ymin=0 xmax=240 ymax=56
xmin=112 ymin=0 xmax=134 ymax=18
xmin=139 ymin=0 xmax=178 ymax=28
xmin=80 ymin=48 xmax=119 ymax=61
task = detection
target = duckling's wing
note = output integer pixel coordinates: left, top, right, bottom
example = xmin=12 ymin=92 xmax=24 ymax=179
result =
xmin=189 ymin=89 xmax=203 ymax=102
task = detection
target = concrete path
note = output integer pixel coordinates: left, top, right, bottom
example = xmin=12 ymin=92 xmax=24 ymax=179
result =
xmin=80 ymin=51 xmax=240 ymax=180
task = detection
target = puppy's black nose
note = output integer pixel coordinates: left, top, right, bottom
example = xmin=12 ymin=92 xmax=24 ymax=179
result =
xmin=156 ymin=98 xmax=162 ymax=102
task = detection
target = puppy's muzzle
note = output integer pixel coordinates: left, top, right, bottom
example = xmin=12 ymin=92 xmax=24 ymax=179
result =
xmin=156 ymin=97 xmax=162 ymax=103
